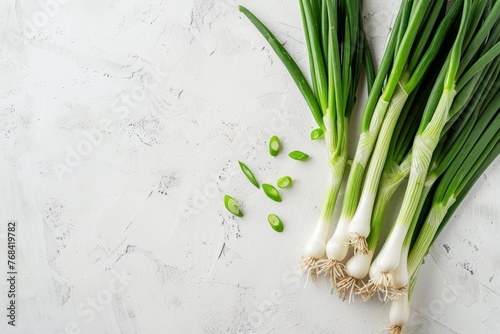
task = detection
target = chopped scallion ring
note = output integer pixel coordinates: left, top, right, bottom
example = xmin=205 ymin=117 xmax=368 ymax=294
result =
xmin=310 ymin=128 xmax=324 ymax=140
xmin=268 ymin=214 xmax=284 ymax=232
xmin=277 ymin=176 xmax=293 ymax=189
xmin=223 ymin=195 xmax=243 ymax=217
xmin=262 ymin=183 xmax=282 ymax=202
xmin=288 ymin=151 xmax=309 ymax=161
xmin=238 ymin=161 xmax=259 ymax=188
xmin=269 ymin=135 xmax=281 ymax=156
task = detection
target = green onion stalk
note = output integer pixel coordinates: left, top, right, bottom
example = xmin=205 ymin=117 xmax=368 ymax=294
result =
xmin=239 ymin=1 xmax=374 ymax=281
xmin=370 ymin=0 xmax=500 ymax=297
xmin=388 ymin=61 xmax=499 ymax=308
xmin=347 ymin=0 xmax=462 ymax=256
xmin=321 ymin=0 xmax=443 ymax=286
xmin=338 ymin=72 xmax=435 ymax=300
xmin=299 ymin=0 xmax=370 ymax=281
xmin=388 ymin=91 xmax=500 ymax=334
xmin=388 ymin=67 xmax=498 ymax=301
xmin=351 ymin=76 xmax=441 ymax=301
xmin=408 ymin=85 xmax=500 ymax=284
xmin=359 ymin=54 xmax=499 ymax=300
xmin=342 ymin=40 xmax=457 ymax=298
xmin=319 ymin=0 xmax=403 ymax=283
xmin=387 ymin=56 xmax=500 ymax=334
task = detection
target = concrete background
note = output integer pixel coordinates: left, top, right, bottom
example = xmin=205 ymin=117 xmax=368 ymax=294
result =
xmin=0 ymin=0 xmax=498 ymax=333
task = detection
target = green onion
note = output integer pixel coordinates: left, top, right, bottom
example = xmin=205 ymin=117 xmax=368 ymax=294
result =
xmin=387 ymin=69 xmax=499 ymax=334
xmin=325 ymin=0 xmax=446 ymax=285
xmin=394 ymin=94 xmax=500 ymax=334
xmin=223 ymin=195 xmax=243 ymax=217
xmin=269 ymin=135 xmax=281 ymax=156
xmin=371 ymin=0 xmax=476 ymax=288
xmin=341 ymin=81 xmax=433 ymax=299
xmin=323 ymin=0 xmax=405 ymax=272
xmin=239 ymin=0 xmax=370 ymax=282
xmin=344 ymin=39 xmax=450 ymax=297
xmin=240 ymin=1 xmax=499 ymax=332
xmin=368 ymin=3 xmax=499 ymax=330
xmin=288 ymin=151 xmax=309 ymax=161
xmin=348 ymin=68 xmax=440 ymax=299
xmin=345 ymin=0 xmax=462 ymax=256
xmin=409 ymin=93 xmax=500 ymax=278
xmin=310 ymin=128 xmax=324 ymax=140
xmin=299 ymin=0 xmax=371 ymax=281
xmin=262 ymin=183 xmax=282 ymax=202
xmin=238 ymin=161 xmax=259 ymax=189
xmin=239 ymin=2 xmax=499 ymax=331
xmin=268 ymin=214 xmax=284 ymax=232
xmin=277 ymin=176 xmax=293 ymax=189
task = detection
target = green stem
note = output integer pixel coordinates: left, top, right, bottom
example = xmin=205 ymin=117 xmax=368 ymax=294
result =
xmin=361 ymin=80 xmax=410 ymax=199
xmin=360 ymin=0 xmax=405 ymax=132
xmin=301 ymin=0 xmax=329 ymax=111
xmin=366 ymin=156 xmax=411 ymax=252
xmin=239 ymin=6 xmax=325 ymax=129
xmin=381 ymin=0 xmax=431 ymax=102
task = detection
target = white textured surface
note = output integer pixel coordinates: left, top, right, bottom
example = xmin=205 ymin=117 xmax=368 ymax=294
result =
xmin=0 ymin=0 xmax=499 ymax=333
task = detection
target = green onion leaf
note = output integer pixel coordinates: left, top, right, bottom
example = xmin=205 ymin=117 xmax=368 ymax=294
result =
xmin=288 ymin=151 xmax=310 ymax=161
xmin=223 ymin=195 xmax=243 ymax=217
xmin=238 ymin=161 xmax=259 ymax=188
xmin=277 ymin=176 xmax=293 ymax=189
xmin=268 ymin=214 xmax=284 ymax=232
xmin=262 ymin=183 xmax=282 ymax=202
xmin=239 ymin=5 xmax=325 ymax=130
xmin=310 ymin=128 xmax=324 ymax=140
xmin=269 ymin=135 xmax=281 ymax=156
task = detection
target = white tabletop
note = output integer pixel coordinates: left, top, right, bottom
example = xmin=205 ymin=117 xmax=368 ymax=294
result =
xmin=0 ymin=0 xmax=498 ymax=333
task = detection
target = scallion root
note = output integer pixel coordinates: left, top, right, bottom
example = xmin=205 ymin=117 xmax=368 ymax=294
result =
xmin=389 ymin=325 xmax=403 ymax=334
xmin=349 ymin=234 xmax=369 ymax=254
xmin=356 ymin=281 xmax=373 ymax=301
xmin=366 ymin=272 xmax=393 ymax=301
xmin=336 ymin=275 xmax=363 ymax=303
xmin=390 ymin=286 xmax=408 ymax=300
xmin=300 ymin=257 xmax=322 ymax=283
xmin=317 ymin=259 xmax=345 ymax=293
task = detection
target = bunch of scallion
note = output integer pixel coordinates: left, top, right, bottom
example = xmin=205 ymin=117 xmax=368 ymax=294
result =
xmin=239 ymin=0 xmax=499 ymax=333
xmin=337 ymin=0 xmax=463 ymax=298
xmin=240 ymin=0 xmax=375 ymax=279
xmin=321 ymin=0 xmax=461 ymax=287
xmin=368 ymin=0 xmax=499 ymax=295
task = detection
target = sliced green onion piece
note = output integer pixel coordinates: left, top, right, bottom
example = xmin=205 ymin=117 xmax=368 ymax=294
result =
xmin=262 ymin=183 xmax=282 ymax=202
xmin=288 ymin=151 xmax=310 ymax=161
xmin=268 ymin=214 xmax=284 ymax=232
xmin=310 ymin=128 xmax=324 ymax=140
xmin=223 ymin=195 xmax=243 ymax=217
xmin=277 ymin=176 xmax=293 ymax=189
xmin=269 ymin=135 xmax=281 ymax=156
xmin=238 ymin=161 xmax=259 ymax=188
